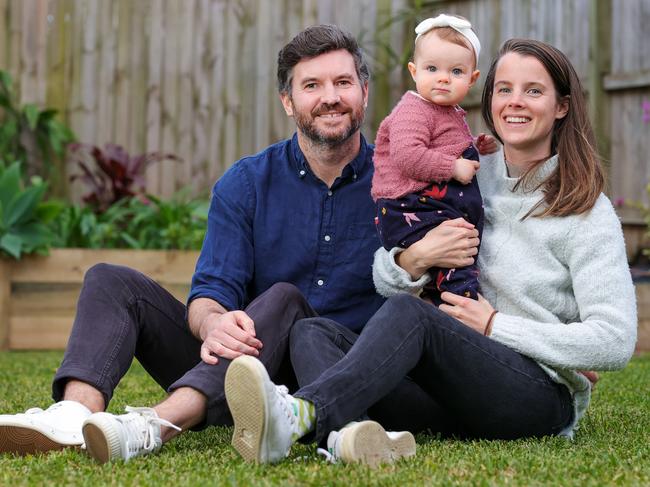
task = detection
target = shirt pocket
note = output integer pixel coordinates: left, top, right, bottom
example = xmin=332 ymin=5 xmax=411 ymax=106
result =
xmin=336 ymin=221 xmax=380 ymax=267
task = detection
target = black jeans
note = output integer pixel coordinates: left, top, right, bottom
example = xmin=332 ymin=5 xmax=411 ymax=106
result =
xmin=290 ymin=294 xmax=573 ymax=442
xmin=53 ymin=264 xmax=316 ymax=428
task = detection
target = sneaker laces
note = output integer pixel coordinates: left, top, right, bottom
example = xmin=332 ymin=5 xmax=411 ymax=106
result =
xmin=274 ymin=385 xmax=297 ymax=430
xmin=317 ymin=447 xmax=337 ymax=463
xmin=121 ymin=406 xmax=181 ymax=456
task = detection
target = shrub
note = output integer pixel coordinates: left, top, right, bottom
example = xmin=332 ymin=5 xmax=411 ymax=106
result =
xmin=0 ymin=71 xmax=75 ymax=192
xmin=50 ymin=193 xmax=208 ymax=250
xmin=0 ymin=160 xmax=61 ymax=259
xmin=68 ymin=143 xmax=182 ymax=212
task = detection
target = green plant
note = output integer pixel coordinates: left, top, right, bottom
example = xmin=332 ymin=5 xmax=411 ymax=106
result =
xmin=50 ymin=192 xmax=208 ymax=250
xmin=0 ymin=160 xmax=62 ymax=259
xmin=69 ymin=143 xmax=182 ymax=212
xmin=0 ymin=71 xmax=75 ymax=192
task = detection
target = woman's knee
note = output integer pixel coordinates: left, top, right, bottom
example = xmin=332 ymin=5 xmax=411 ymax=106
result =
xmin=290 ymin=317 xmax=341 ymax=343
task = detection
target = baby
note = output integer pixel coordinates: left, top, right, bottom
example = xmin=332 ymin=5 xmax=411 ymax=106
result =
xmin=372 ymin=14 xmax=489 ymax=305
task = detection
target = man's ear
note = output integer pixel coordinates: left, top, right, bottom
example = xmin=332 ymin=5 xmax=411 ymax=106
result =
xmin=469 ymin=69 xmax=480 ymax=87
xmin=362 ymin=80 xmax=369 ymax=108
xmin=280 ymin=92 xmax=293 ymax=117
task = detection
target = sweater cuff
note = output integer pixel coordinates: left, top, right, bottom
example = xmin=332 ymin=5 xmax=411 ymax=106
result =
xmin=432 ymin=154 xmax=456 ymax=182
xmin=372 ymin=247 xmax=431 ymax=297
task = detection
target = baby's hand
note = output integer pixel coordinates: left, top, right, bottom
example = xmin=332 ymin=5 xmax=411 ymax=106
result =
xmin=453 ymin=158 xmax=480 ymax=185
xmin=476 ymin=133 xmax=498 ymax=155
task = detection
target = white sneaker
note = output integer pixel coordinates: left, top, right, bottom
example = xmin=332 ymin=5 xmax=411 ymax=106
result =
xmin=319 ymin=421 xmax=416 ymax=468
xmin=225 ymin=355 xmax=301 ymax=464
xmin=0 ymin=401 xmax=91 ymax=455
xmin=82 ymin=406 xmax=181 ymax=463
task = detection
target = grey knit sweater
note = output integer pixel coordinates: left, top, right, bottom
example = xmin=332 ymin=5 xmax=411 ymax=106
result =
xmin=373 ymin=149 xmax=638 ymax=437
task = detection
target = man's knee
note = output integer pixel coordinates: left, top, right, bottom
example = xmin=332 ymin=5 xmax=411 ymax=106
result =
xmin=264 ymin=282 xmax=304 ymax=303
xmin=83 ymin=263 xmax=149 ymax=294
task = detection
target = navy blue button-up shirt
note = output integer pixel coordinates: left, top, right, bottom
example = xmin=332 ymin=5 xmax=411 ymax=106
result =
xmin=188 ymin=134 xmax=385 ymax=331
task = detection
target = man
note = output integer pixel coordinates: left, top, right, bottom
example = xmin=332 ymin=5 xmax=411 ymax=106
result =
xmin=0 ymin=24 xmax=386 ymax=463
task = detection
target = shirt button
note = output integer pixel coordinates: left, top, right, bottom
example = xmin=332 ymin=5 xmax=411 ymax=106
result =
xmin=299 ymin=170 xmax=306 ymax=177
xmin=324 ymin=235 xmax=331 ymax=242
xmin=327 ymin=190 xmax=333 ymax=196
xmin=317 ymin=279 xmax=324 ymax=286
xmin=353 ymin=174 xmax=358 ymax=180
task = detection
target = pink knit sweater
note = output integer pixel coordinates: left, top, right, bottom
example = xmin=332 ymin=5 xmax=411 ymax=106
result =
xmin=371 ymin=91 xmax=474 ymax=200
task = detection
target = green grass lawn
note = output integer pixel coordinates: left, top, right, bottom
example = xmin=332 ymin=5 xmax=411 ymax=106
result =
xmin=1 ymin=351 xmax=648 ymax=486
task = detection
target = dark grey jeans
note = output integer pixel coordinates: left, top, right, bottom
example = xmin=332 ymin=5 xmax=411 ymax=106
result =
xmin=53 ymin=264 xmax=316 ymax=428
xmin=290 ymin=294 xmax=574 ymax=442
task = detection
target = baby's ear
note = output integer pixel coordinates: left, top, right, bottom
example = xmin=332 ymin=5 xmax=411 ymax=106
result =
xmin=407 ymin=62 xmax=417 ymax=81
xmin=470 ymin=70 xmax=480 ymax=87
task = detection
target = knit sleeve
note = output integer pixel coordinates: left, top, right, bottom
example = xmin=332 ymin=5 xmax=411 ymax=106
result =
xmin=386 ymin=100 xmax=455 ymax=182
xmin=489 ymin=196 xmax=637 ymax=370
xmin=372 ymin=247 xmax=431 ymax=297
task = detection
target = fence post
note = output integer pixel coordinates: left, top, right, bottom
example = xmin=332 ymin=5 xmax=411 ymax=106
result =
xmin=0 ymin=259 xmax=10 ymax=350
xmin=588 ymin=0 xmax=612 ymax=169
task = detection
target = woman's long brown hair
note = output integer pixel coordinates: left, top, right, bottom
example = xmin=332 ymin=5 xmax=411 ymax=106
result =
xmin=481 ymin=39 xmax=605 ymax=218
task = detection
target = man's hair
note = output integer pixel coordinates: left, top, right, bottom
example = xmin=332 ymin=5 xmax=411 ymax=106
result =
xmin=277 ymin=24 xmax=370 ymax=94
xmin=481 ymin=38 xmax=604 ymax=218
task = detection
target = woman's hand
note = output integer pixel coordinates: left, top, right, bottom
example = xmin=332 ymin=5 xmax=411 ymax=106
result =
xmin=476 ymin=133 xmax=498 ymax=155
xmin=396 ymin=218 xmax=479 ymax=279
xmin=439 ymin=292 xmax=495 ymax=334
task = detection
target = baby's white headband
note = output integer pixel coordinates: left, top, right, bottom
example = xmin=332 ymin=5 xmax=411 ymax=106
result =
xmin=415 ymin=14 xmax=481 ymax=65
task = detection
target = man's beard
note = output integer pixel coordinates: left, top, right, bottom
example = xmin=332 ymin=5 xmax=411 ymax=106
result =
xmin=292 ymin=100 xmax=365 ymax=147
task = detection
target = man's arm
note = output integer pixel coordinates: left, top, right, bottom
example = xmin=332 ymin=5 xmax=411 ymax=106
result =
xmin=188 ymin=297 xmax=262 ymax=365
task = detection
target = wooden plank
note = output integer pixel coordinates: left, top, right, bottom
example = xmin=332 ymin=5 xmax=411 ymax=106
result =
xmin=588 ymin=0 xmax=611 ymax=171
xmin=176 ymin=0 xmax=195 ymax=192
xmin=160 ymin=0 xmax=180 ymax=198
xmin=9 ymin=316 xmax=73 ymax=349
xmin=145 ymin=0 xmax=164 ymax=195
xmin=191 ymin=0 xmax=210 ymax=194
xmin=113 ymin=0 xmax=132 ymax=149
xmin=604 ymin=70 xmax=650 ymax=91
xmin=205 ymin=0 xmax=226 ymax=184
xmin=0 ymin=259 xmax=10 ymax=350
xmin=636 ymin=284 xmax=650 ymax=352
xmin=11 ymin=249 xmax=199 ymax=285
xmin=0 ymin=0 xmax=7 ymax=70
xmin=95 ymin=0 xmax=116 ymax=146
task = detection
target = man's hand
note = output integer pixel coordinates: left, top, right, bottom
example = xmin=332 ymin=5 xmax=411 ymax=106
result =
xmin=475 ymin=133 xmax=498 ymax=155
xmin=452 ymin=158 xmax=480 ymax=184
xmin=439 ymin=292 xmax=495 ymax=334
xmin=198 ymin=310 xmax=262 ymax=364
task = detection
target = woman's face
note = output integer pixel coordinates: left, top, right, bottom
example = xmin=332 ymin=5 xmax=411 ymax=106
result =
xmin=490 ymin=52 xmax=568 ymax=163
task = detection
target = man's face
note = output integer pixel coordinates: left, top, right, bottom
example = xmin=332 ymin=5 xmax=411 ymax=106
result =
xmin=280 ymin=49 xmax=368 ymax=147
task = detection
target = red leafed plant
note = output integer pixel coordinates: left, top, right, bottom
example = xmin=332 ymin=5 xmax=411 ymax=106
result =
xmin=69 ymin=143 xmax=182 ymax=212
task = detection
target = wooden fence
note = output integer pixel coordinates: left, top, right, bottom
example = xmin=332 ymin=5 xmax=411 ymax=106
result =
xmin=0 ymin=0 xmax=648 ymax=234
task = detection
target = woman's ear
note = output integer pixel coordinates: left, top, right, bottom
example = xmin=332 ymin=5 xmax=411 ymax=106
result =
xmin=556 ymin=95 xmax=570 ymax=119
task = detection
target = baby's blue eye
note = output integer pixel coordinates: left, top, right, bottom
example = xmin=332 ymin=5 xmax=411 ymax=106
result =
xmin=426 ymin=65 xmax=437 ymax=72
xmin=452 ymin=68 xmax=463 ymax=76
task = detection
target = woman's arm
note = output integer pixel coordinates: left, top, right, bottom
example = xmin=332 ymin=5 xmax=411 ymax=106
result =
xmin=373 ymin=218 xmax=480 ymax=296
xmin=445 ymin=198 xmax=637 ymax=371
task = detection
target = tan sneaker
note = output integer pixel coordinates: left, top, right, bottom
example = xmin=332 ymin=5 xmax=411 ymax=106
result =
xmin=320 ymin=420 xmax=416 ymax=468
xmin=0 ymin=401 xmax=91 ymax=455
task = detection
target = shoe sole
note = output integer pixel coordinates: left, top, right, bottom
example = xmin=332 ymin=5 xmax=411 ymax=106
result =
xmin=0 ymin=425 xmax=71 ymax=455
xmin=339 ymin=421 xmax=416 ymax=468
xmin=82 ymin=414 xmax=122 ymax=464
xmin=225 ymin=356 xmax=269 ymax=463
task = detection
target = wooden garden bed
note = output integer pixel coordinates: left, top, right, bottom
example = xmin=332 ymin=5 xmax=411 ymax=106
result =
xmin=0 ymin=248 xmax=199 ymax=350
xmin=1 ymin=248 xmax=648 ymax=352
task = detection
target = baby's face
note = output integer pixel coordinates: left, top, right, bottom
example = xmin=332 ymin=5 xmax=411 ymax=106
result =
xmin=408 ymin=31 xmax=479 ymax=106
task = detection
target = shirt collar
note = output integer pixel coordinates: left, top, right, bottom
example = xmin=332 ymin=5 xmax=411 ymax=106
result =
xmin=290 ymin=132 xmax=370 ymax=181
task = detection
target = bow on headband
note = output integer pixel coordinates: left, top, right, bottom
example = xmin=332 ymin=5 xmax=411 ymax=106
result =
xmin=415 ymin=14 xmax=481 ymax=64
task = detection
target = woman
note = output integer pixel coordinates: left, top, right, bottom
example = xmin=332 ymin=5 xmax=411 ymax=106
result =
xmin=223 ymin=39 xmax=637 ymax=466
